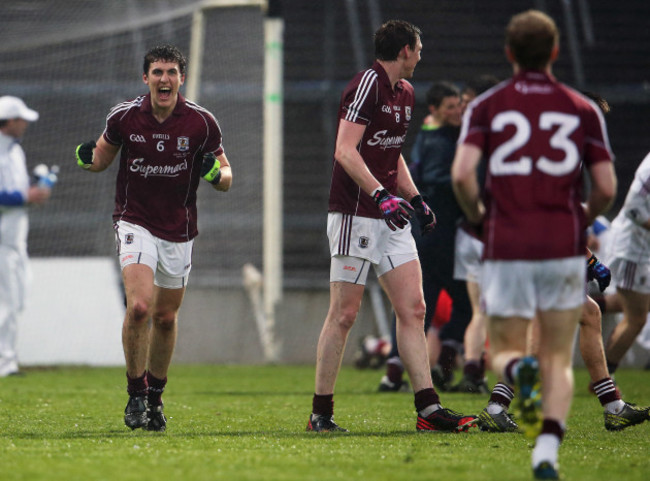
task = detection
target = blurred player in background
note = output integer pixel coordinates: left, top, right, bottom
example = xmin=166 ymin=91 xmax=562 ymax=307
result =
xmin=308 ymin=19 xmax=477 ymax=433
xmin=75 ymin=44 xmax=232 ymax=431
xmin=604 ymin=151 xmax=650 ymax=376
xmin=452 ymin=10 xmax=616 ymax=480
xmin=377 ymin=81 xmax=471 ymax=393
xmin=448 ymin=74 xmax=500 ymax=395
xmin=0 ymin=96 xmax=51 ymax=377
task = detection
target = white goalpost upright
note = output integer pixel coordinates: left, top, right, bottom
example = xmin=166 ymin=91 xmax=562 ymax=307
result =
xmin=261 ymin=3 xmax=284 ymax=361
xmin=187 ymin=0 xmax=283 ymax=362
xmin=186 ymin=0 xmax=284 ymax=362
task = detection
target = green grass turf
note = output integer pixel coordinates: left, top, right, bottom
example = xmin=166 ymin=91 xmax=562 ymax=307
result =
xmin=1 ymin=365 xmax=648 ymax=481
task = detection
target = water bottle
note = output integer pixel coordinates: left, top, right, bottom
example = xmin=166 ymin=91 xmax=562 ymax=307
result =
xmin=33 ymin=164 xmax=59 ymax=188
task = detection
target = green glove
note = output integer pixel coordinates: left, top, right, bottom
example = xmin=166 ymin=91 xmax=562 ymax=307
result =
xmin=76 ymin=141 xmax=96 ymax=169
xmin=200 ymin=152 xmax=221 ymax=184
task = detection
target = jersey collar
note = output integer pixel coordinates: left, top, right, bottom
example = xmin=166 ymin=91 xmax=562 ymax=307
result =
xmin=372 ymin=61 xmax=404 ymax=92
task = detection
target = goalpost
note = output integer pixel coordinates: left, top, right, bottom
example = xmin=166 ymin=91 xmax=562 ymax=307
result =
xmin=186 ymin=1 xmax=283 ymax=361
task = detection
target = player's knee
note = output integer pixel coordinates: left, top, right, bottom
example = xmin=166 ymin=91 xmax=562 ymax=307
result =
xmin=152 ymin=311 xmax=177 ymax=331
xmin=580 ymin=299 xmax=601 ymax=329
xmin=128 ymin=300 xmax=151 ymax=324
xmin=330 ymin=308 xmax=357 ymax=332
xmin=395 ymin=299 xmax=426 ymax=329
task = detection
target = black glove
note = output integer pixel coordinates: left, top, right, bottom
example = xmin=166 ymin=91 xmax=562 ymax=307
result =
xmin=372 ymin=188 xmax=413 ymax=231
xmin=587 ymin=254 xmax=611 ymax=292
xmin=200 ymin=152 xmax=221 ymax=185
xmin=410 ymin=195 xmax=436 ymax=235
xmin=75 ymin=141 xmax=96 ymax=169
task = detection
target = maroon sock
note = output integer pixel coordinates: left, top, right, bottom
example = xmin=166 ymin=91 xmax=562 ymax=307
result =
xmin=591 ymin=377 xmax=620 ymax=406
xmin=541 ymin=418 xmax=565 ymax=442
xmin=479 ymin=352 xmax=487 ymax=378
xmin=438 ymin=344 xmax=457 ymax=377
xmin=386 ymin=361 xmax=404 ymax=384
xmin=463 ymin=360 xmax=482 ymax=380
xmin=312 ymin=393 xmax=334 ymax=417
xmin=126 ymin=371 xmax=148 ymax=397
xmin=146 ymin=371 xmax=167 ymax=406
xmin=414 ymin=388 xmax=440 ymax=413
xmin=489 ymin=382 xmax=514 ymax=408
xmin=504 ymin=357 xmax=521 ymax=386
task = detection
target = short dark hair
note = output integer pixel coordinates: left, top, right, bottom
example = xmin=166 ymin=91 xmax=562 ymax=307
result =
xmin=505 ymin=10 xmax=559 ymax=70
xmin=426 ymin=81 xmax=460 ymax=108
xmin=143 ymin=44 xmax=187 ymax=76
xmin=582 ymin=91 xmax=610 ymax=115
xmin=374 ymin=20 xmax=421 ymax=61
xmin=0 ymin=119 xmax=8 ymax=128
xmin=462 ymin=74 xmax=500 ymax=97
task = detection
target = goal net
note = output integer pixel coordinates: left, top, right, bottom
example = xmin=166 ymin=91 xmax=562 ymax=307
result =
xmin=1 ymin=0 xmax=265 ymax=286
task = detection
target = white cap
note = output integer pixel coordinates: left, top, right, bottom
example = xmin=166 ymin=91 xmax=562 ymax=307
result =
xmin=0 ymin=96 xmax=39 ymax=122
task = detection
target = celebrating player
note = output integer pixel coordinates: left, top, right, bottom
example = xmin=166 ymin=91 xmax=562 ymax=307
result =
xmin=452 ymin=10 xmax=616 ymax=480
xmin=307 ymin=19 xmax=477 ymax=433
xmin=75 ymin=44 xmax=232 ymax=431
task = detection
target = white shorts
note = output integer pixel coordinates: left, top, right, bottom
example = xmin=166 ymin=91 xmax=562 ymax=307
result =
xmin=609 ymin=257 xmax=650 ymax=294
xmin=327 ymin=212 xmax=418 ymax=284
xmin=454 ymin=227 xmax=483 ymax=283
xmin=481 ymin=257 xmax=586 ymax=318
xmin=114 ymin=221 xmax=193 ymax=289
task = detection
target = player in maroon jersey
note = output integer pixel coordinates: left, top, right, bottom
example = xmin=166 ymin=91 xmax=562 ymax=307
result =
xmin=452 ymin=10 xmax=616 ymax=479
xmin=75 ymin=44 xmax=232 ymax=432
xmin=307 ymin=19 xmax=477 ymax=434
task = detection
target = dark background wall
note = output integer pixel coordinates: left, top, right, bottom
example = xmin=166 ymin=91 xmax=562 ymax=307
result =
xmin=281 ymin=0 xmax=650 ymax=283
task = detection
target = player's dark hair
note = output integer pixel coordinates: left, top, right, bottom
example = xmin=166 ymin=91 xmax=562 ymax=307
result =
xmin=426 ymin=81 xmax=460 ymax=108
xmin=462 ymin=74 xmax=500 ymax=97
xmin=582 ymin=91 xmax=610 ymax=115
xmin=0 ymin=120 xmax=8 ymax=128
xmin=505 ymin=10 xmax=559 ymax=70
xmin=143 ymin=44 xmax=187 ymax=76
xmin=374 ymin=20 xmax=421 ymax=61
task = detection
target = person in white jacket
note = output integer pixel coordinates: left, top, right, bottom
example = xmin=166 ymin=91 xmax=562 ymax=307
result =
xmin=0 ymin=96 xmax=50 ymax=377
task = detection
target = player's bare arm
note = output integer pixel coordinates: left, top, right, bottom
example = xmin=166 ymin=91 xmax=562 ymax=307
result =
xmin=451 ymin=143 xmax=485 ymax=224
xmin=75 ymin=136 xmax=120 ymax=173
xmin=395 ymin=154 xmax=419 ymax=201
xmin=584 ymin=160 xmax=616 ymax=226
xmin=334 ymin=119 xmax=382 ymax=194
xmin=90 ymin=137 xmax=121 ymax=172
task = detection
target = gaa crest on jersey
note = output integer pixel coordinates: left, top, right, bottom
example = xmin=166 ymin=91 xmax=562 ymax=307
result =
xmin=405 ymin=106 xmax=411 ymax=121
xmin=177 ymin=136 xmax=189 ymax=152
xmin=359 ymin=236 xmax=369 ymax=248
xmin=125 ymin=233 xmax=134 ymax=245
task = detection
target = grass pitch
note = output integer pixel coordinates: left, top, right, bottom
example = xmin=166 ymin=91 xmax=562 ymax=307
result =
xmin=1 ymin=365 xmax=648 ymax=481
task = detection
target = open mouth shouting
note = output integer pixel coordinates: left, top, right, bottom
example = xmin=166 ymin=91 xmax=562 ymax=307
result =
xmin=158 ymin=86 xmax=172 ymax=102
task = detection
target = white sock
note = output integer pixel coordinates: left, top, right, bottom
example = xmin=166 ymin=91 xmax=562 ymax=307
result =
xmin=532 ymin=434 xmax=560 ymax=468
xmin=419 ymin=403 xmax=442 ymax=418
xmin=604 ymin=399 xmax=625 ymax=414
xmin=486 ymin=402 xmax=505 ymax=415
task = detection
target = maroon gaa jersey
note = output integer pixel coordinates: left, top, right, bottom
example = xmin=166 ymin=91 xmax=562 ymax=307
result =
xmin=459 ymin=71 xmax=613 ymax=260
xmin=328 ymin=61 xmax=415 ymax=218
xmin=103 ymin=93 xmax=224 ymax=242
